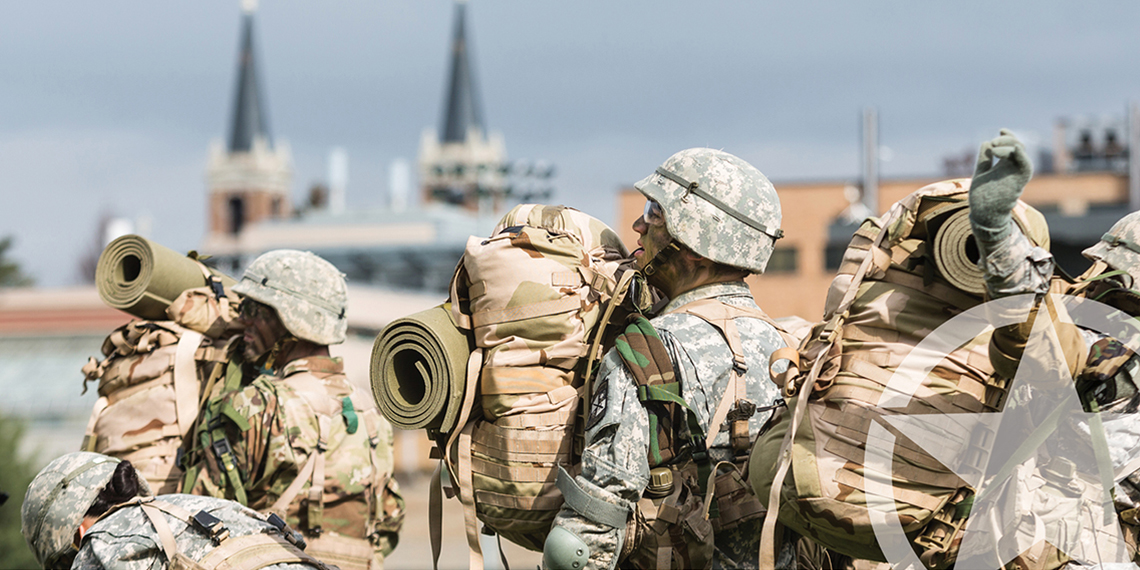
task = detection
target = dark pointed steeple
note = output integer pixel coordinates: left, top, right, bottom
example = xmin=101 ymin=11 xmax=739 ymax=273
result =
xmin=228 ymin=6 xmax=271 ymax=153
xmin=440 ymin=0 xmax=485 ymax=144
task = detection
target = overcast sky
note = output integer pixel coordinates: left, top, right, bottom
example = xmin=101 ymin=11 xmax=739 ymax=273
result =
xmin=4 ymin=1 xmax=1140 ymax=286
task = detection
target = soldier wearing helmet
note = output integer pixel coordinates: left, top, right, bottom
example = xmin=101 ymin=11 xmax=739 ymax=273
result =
xmin=184 ymin=250 xmax=404 ymax=570
xmin=21 ymin=452 xmax=333 ymax=570
xmin=544 ymin=148 xmax=791 ymax=569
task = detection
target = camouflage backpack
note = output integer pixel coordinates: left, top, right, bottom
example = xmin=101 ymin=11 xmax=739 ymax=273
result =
xmin=433 ymin=204 xmax=643 ymax=567
xmin=750 ymin=180 xmax=1050 ymax=566
xmin=81 ymin=284 xmax=239 ymax=493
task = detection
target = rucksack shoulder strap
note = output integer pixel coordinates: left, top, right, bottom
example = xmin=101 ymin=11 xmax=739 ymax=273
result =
xmin=196 ymin=532 xmax=334 ymax=570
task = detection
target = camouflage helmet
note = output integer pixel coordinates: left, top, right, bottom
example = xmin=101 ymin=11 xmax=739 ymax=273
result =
xmin=634 ymin=148 xmax=783 ymax=273
xmin=233 ymin=250 xmax=348 ymax=345
xmin=1084 ymin=210 xmax=1140 ymax=283
xmin=21 ymin=452 xmax=150 ymax=568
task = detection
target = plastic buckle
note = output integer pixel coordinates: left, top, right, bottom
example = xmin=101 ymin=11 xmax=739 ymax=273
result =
xmin=266 ymin=512 xmax=308 ymax=550
xmin=212 ymin=438 xmax=233 ymax=460
xmin=209 ymin=276 xmax=226 ymax=300
xmin=192 ymin=510 xmax=231 ymax=544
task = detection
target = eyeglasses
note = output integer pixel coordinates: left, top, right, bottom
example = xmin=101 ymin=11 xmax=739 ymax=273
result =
xmin=642 ymin=200 xmax=666 ymax=226
xmin=239 ymin=299 xmax=274 ymax=321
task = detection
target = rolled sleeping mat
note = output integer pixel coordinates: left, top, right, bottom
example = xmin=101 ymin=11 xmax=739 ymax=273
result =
xmin=96 ymin=234 xmax=236 ymax=320
xmin=932 ymin=208 xmax=986 ymax=296
xmin=932 ymin=206 xmax=1045 ymax=297
xmin=371 ymin=304 xmax=471 ymax=433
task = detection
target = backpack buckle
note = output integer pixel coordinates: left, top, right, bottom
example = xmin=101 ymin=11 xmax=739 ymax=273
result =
xmin=266 ymin=512 xmax=308 ymax=550
xmin=192 ymin=510 xmax=230 ymax=544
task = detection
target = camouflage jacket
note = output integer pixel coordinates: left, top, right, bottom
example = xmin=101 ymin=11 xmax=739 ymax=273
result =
xmin=550 ymin=281 xmax=787 ymax=570
xmin=190 ymin=356 xmax=403 ymax=561
xmin=73 ymin=493 xmax=322 ymax=570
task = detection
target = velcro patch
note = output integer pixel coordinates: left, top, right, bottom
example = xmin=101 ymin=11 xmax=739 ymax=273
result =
xmin=585 ymin=378 xmax=608 ymax=431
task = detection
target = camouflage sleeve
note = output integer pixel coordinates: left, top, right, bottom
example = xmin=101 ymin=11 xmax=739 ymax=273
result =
xmin=372 ymin=413 xmax=405 ymax=556
xmin=550 ymin=349 xmax=650 ymax=570
xmin=979 ymin=226 xmax=1053 ymax=298
xmin=232 ymin=381 xmax=277 ymax=490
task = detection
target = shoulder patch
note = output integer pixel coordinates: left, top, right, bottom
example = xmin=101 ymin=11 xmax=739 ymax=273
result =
xmin=585 ymin=378 xmax=609 ymax=431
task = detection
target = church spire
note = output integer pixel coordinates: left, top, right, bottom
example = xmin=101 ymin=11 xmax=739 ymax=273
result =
xmin=228 ymin=1 xmax=271 ymax=153
xmin=440 ymin=0 xmax=485 ymax=144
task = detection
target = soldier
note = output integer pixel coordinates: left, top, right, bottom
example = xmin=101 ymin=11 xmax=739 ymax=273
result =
xmin=543 ymin=148 xmax=789 ymax=569
xmin=970 ymin=130 xmax=1140 ymax=566
xmin=186 ymin=250 xmax=404 ymax=570
xmin=21 ymin=452 xmax=334 ymax=570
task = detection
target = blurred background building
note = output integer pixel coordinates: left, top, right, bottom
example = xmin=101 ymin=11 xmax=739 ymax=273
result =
xmin=5 ymin=0 xmax=1140 ymax=478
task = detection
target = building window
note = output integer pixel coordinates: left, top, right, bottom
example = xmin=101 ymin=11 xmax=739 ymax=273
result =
xmin=824 ymin=243 xmax=847 ymax=271
xmin=271 ymin=197 xmax=282 ymax=217
xmin=228 ymin=197 xmax=245 ymax=235
xmin=767 ymin=247 xmax=798 ymax=274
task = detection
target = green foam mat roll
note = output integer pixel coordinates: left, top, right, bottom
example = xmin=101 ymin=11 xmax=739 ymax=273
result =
xmin=96 ymin=234 xmax=236 ymax=320
xmin=371 ymin=304 xmax=471 ymax=433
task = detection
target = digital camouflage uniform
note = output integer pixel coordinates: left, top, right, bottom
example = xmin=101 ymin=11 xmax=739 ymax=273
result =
xmin=972 ymin=133 xmax=1140 ymax=566
xmin=74 ymin=494 xmax=328 ymax=570
xmin=553 ymin=282 xmax=786 ymax=570
xmin=547 ymin=148 xmax=787 ymax=570
xmin=21 ymin=452 xmax=329 ymax=570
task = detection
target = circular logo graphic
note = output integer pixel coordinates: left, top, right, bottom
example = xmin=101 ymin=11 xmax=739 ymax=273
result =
xmin=865 ymin=293 xmax=1140 ymax=568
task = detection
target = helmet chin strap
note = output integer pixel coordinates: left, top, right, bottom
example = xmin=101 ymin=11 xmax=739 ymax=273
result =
xmin=262 ymin=335 xmax=298 ymax=373
xmin=641 ymin=240 xmax=682 ymax=277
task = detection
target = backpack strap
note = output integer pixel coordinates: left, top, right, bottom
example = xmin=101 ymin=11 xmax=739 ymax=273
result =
xmin=81 ymin=396 xmax=109 ymax=452
xmin=433 ymin=348 xmax=484 ymax=570
xmin=130 ymin=497 xmax=334 ymax=570
xmin=306 ymin=415 xmax=330 ymax=534
xmin=174 ymin=329 xmax=206 ymax=440
xmin=186 ymin=358 xmax=251 ymax=505
xmin=758 ymin=201 xmax=904 ymax=570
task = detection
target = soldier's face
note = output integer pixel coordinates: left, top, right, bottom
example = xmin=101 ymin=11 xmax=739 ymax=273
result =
xmin=632 ymin=200 xmax=670 ymax=270
xmin=239 ymin=300 xmax=289 ymax=362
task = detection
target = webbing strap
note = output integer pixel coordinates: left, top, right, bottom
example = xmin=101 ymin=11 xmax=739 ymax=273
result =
xmin=197 ymin=532 xmax=320 ymax=570
xmin=471 ymin=296 xmax=581 ymax=328
xmin=435 ymin=348 xmax=485 ymax=570
xmin=669 ymin=298 xmax=769 ymax=453
xmin=429 ymin=461 xmax=444 ymax=570
xmin=654 ymin=166 xmax=784 ymax=240
xmin=138 ymin=501 xmax=180 ymax=563
xmin=1103 ymin=232 xmax=1140 ymax=255
xmin=193 ymin=259 xmax=232 ymax=321
xmin=174 ymin=330 xmax=205 ymax=439
xmin=82 ymin=397 xmax=108 ymax=452
xmin=758 ymin=202 xmax=903 ymax=570
xmin=269 ymin=446 xmax=318 ymax=516
xmin=306 ymin=416 xmax=330 ymax=533
xmin=555 ymin=466 xmax=630 ymax=528
xmin=585 ymin=269 xmax=638 ymax=391
xmin=458 ymin=421 xmax=484 ymax=570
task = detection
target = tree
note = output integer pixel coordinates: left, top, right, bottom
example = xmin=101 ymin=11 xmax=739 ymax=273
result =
xmin=0 ymin=412 xmax=40 ymax=569
xmin=0 ymin=236 xmax=33 ymax=288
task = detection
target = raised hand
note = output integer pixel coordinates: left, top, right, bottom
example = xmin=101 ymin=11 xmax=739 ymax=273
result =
xmin=968 ymin=128 xmax=1033 ymax=244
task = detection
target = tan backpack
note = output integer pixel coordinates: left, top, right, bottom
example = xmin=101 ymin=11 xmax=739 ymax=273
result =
xmin=432 ymin=204 xmax=640 ymax=568
xmin=81 ymin=285 xmax=239 ymax=493
xmin=752 ymin=180 xmax=1050 ymax=566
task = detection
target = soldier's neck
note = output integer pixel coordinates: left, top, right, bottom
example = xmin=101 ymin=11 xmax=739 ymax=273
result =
xmin=273 ymin=340 xmax=330 ymax=372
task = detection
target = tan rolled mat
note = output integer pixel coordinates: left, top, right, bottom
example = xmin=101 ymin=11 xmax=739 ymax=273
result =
xmin=371 ymin=303 xmax=471 ymax=433
xmin=96 ymin=234 xmax=235 ymax=320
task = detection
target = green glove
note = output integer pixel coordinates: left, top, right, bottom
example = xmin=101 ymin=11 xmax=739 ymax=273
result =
xmin=968 ymin=128 xmax=1033 ymax=244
